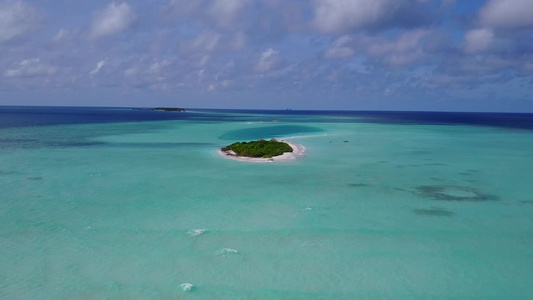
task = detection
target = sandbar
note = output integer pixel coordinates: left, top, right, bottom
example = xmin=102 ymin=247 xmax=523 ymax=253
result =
xmin=218 ymin=140 xmax=306 ymax=163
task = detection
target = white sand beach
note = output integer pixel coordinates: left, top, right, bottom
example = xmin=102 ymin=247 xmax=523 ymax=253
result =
xmin=218 ymin=140 xmax=306 ymax=163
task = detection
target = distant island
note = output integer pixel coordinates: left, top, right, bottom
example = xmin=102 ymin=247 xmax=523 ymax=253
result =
xmin=152 ymin=107 xmax=186 ymax=112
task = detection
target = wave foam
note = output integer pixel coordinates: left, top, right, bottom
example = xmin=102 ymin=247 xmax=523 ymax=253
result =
xmin=179 ymin=283 xmax=194 ymax=292
xmin=217 ymin=248 xmax=238 ymax=255
xmin=187 ymin=229 xmax=207 ymax=236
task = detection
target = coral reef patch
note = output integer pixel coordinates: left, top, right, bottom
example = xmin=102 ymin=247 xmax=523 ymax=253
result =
xmin=415 ymin=185 xmax=497 ymax=201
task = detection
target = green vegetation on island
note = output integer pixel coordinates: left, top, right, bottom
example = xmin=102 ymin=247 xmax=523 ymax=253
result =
xmin=221 ymin=139 xmax=293 ymax=158
xmin=152 ymin=107 xmax=186 ymax=112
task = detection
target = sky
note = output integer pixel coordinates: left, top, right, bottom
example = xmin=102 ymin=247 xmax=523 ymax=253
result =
xmin=0 ymin=0 xmax=532 ymax=112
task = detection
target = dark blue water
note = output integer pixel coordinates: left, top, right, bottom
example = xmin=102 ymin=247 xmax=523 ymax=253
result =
xmin=2 ymin=106 xmax=533 ymax=130
xmin=0 ymin=106 xmax=199 ymax=128
xmin=208 ymin=109 xmax=533 ymax=130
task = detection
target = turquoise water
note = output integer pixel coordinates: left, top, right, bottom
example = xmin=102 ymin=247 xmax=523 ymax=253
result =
xmin=1 ymin=110 xmax=533 ymax=299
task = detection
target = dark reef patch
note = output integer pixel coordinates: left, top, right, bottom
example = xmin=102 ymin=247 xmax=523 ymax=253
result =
xmin=348 ymin=183 xmax=369 ymax=187
xmin=411 ymin=150 xmax=432 ymax=155
xmin=413 ymin=207 xmax=454 ymax=217
xmin=424 ymin=163 xmax=447 ymax=166
xmin=459 ymin=169 xmax=478 ymax=176
xmin=414 ymin=185 xmax=497 ymax=201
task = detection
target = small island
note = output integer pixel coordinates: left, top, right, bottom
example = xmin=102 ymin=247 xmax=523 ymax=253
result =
xmin=219 ymin=139 xmax=306 ymax=163
xmin=152 ymin=107 xmax=186 ymax=112
xmin=222 ymin=139 xmax=292 ymax=158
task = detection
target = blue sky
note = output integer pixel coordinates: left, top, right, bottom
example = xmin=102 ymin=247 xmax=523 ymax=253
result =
xmin=0 ymin=0 xmax=532 ymax=111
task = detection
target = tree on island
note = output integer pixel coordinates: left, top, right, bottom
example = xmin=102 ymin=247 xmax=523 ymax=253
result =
xmin=221 ymin=139 xmax=293 ymax=158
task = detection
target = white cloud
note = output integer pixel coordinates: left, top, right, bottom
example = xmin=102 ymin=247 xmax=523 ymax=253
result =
xmin=121 ymin=59 xmax=175 ymax=83
xmin=124 ymin=66 xmax=138 ymax=77
xmin=312 ymin=0 xmax=391 ymax=33
xmin=463 ymin=28 xmax=494 ymax=53
xmin=325 ymin=35 xmax=355 ymax=59
xmin=90 ymin=2 xmax=136 ymax=39
xmin=480 ymin=0 xmax=533 ymax=29
xmin=0 ymin=0 xmax=40 ymax=43
xmin=208 ymin=0 xmax=249 ymax=28
xmin=255 ymin=48 xmax=281 ymax=72
xmin=165 ymin=0 xmax=250 ymax=28
xmin=190 ymin=30 xmax=222 ymax=52
xmin=148 ymin=60 xmax=170 ymax=75
xmin=90 ymin=60 xmax=106 ymax=76
xmin=199 ymin=55 xmax=210 ymax=67
xmin=366 ymin=29 xmax=429 ymax=65
xmin=183 ymin=30 xmax=245 ymax=54
xmin=4 ymin=58 xmax=57 ymax=77
xmin=52 ymin=28 xmax=69 ymax=42
xmin=163 ymin=0 xmax=206 ymax=16
xmin=221 ymin=79 xmax=233 ymax=87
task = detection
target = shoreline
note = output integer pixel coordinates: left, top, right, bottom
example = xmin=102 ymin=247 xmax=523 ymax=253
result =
xmin=218 ymin=140 xmax=306 ymax=163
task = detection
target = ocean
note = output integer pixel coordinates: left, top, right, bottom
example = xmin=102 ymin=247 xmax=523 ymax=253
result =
xmin=1 ymin=106 xmax=532 ymax=299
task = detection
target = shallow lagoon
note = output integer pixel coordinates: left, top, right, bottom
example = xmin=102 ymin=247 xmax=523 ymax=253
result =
xmin=1 ymin=108 xmax=532 ymax=299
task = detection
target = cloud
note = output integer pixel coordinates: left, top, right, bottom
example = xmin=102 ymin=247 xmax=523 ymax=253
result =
xmin=190 ymin=30 xmax=222 ymax=52
xmin=325 ymin=35 xmax=355 ymax=59
xmin=89 ymin=2 xmax=136 ymax=39
xmin=365 ymin=29 xmax=430 ymax=65
xmin=480 ymin=0 xmax=533 ymax=29
xmin=255 ymin=48 xmax=281 ymax=72
xmin=52 ymin=28 xmax=70 ymax=42
xmin=164 ymin=0 xmax=250 ymax=29
xmin=181 ymin=30 xmax=246 ymax=56
xmin=313 ymin=0 xmax=389 ymax=33
xmin=326 ymin=30 xmax=431 ymax=65
xmin=311 ymin=0 xmax=434 ymax=33
xmin=162 ymin=0 xmax=207 ymax=17
xmin=207 ymin=0 xmax=249 ymax=28
xmin=463 ymin=28 xmax=494 ymax=53
xmin=148 ymin=62 xmax=164 ymax=74
xmin=0 ymin=0 xmax=40 ymax=43
xmin=90 ymin=60 xmax=106 ymax=76
xmin=4 ymin=58 xmax=57 ymax=77
xmin=256 ymin=0 xmax=308 ymax=33
xmin=124 ymin=66 xmax=138 ymax=77
xmin=221 ymin=79 xmax=233 ymax=87
xmin=120 ymin=58 xmax=179 ymax=89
